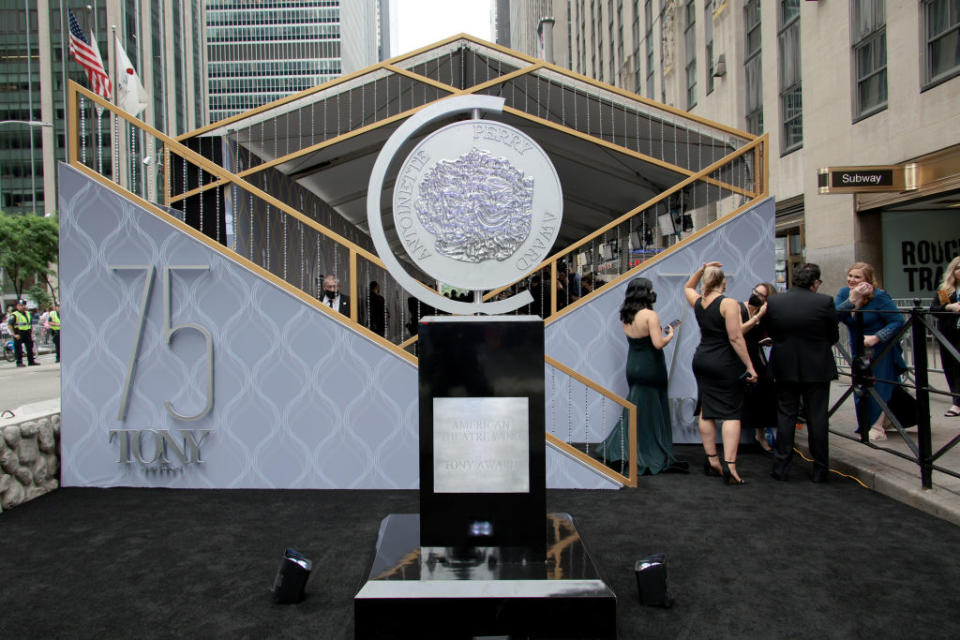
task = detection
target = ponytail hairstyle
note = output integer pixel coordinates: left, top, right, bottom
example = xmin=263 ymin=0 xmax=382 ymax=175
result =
xmin=702 ymin=266 xmax=725 ymax=295
xmin=620 ymin=277 xmax=657 ymax=324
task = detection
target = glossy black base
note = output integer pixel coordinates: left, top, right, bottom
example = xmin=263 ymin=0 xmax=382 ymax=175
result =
xmin=354 ymin=513 xmax=616 ymax=639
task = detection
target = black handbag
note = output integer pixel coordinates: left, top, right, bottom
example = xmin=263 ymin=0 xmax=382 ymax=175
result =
xmin=887 ymin=386 xmax=918 ymax=429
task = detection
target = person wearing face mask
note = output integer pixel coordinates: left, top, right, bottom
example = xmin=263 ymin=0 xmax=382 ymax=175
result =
xmin=321 ymin=274 xmax=350 ymax=316
xmin=835 ymin=261 xmax=906 ymax=442
xmin=741 ymin=282 xmax=777 ymax=453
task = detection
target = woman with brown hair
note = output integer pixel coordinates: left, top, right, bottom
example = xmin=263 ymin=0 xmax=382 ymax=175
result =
xmin=741 ymin=282 xmax=778 ymax=452
xmin=684 ymin=262 xmax=757 ymax=484
xmin=835 ymin=261 xmax=906 ymax=441
xmin=932 ymin=256 xmax=960 ymax=417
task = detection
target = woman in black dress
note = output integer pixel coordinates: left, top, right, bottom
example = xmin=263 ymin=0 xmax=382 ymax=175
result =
xmin=684 ymin=262 xmax=757 ymax=484
xmin=932 ymin=256 xmax=960 ymax=417
xmin=741 ymin=282 xmax=777 ymax=452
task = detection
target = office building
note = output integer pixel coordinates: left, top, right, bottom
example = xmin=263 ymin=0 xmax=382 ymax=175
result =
xmin=205 ymin=0 xmax=384 ymax=123
xmin=501 ymin=0 xmax=960 ymax=296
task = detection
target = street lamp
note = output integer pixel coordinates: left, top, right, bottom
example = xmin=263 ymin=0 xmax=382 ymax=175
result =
xmin=0 ymin=120 xmax=54 ymax=214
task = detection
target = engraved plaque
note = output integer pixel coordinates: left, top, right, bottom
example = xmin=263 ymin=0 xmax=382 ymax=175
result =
xmin=433 ymin=397 xmax=529 ymax=493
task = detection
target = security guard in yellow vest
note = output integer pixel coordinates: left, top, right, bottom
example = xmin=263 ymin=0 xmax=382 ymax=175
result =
xmin=8 ymin=299 xmax=38 ymax=367
xmin=48 ymin=303 xmax=61 ymax=363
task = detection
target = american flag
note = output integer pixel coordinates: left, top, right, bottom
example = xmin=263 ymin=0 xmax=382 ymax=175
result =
xmin=67 ymin=8 xmax=111 ymax=100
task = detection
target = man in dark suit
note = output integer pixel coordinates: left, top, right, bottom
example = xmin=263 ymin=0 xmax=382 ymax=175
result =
xmin=764 ymin=263 xmax=839 ymax=482
xmin=321 ymin=274 xmax=350 ymax=316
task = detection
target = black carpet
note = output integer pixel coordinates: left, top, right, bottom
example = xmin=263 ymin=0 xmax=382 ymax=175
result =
xmin=2 ymin=448 xmax=959 ymax=639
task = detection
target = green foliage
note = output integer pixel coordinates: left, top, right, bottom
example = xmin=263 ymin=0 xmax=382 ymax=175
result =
xmin=25 ymin=283 xmax=53 ymax=310
xmin=0 ymin=212 xmax=59 ymax=299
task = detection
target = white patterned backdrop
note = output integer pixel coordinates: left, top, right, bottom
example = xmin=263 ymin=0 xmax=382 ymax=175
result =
xmin=58 ymin=164 xmax=618 ymax=489
xmin=546 ymin=198 xmax=776 ymax=444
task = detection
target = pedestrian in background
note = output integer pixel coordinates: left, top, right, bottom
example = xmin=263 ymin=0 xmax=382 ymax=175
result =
xmin=48 ymin=303 xmax=61 ymax=363
xmin=8 ymin=299 xmax=38 ymax=367
xmin=932 ymin=255 xmax=960 ymax=417
xmin=835 ymin=261 xmax=905 ymax=441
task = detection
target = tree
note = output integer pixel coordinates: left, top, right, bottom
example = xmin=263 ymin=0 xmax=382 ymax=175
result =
xmin=0 ymin=212 xmax=59 ymax=301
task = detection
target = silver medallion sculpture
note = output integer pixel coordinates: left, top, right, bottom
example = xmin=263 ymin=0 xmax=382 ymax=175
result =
xmin=367 ymin=94 xmax=562 ymax=314
xmin=356 ymin=95 xmax=616 ymax=640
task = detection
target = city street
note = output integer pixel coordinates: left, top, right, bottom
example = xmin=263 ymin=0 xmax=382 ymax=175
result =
xmin=0 ymin=348 xmax=60 ymax=416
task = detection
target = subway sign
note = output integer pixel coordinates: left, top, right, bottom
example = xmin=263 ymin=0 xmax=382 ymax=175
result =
xmin=818 ymin=164 xmax=916 ymax=194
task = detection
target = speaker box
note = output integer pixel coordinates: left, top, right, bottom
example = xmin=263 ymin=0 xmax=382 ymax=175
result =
xmin=634 ymin=553 xmax=673 ymax=608
xmin=272 ymin=548 xmax=312 ymax=604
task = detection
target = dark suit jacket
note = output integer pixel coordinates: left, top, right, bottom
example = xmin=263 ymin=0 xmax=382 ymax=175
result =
xmin=322 ymin=295 xmax=350 ymax=316
xmin=764 ymin=286 xmax=839 ymax=383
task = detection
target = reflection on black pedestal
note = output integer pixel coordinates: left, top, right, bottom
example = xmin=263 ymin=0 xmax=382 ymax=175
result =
xmin=354 ymin=513 xmax=616 ymax=639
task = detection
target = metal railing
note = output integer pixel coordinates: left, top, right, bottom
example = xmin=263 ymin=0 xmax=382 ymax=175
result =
xmin=830 ymin=303 xmax=960 ymax=489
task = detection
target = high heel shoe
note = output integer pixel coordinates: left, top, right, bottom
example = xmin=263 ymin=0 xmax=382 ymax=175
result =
xmin=722 ymin=460 xmax=745 ymax=485
xmin=703 ymin=454 xmax=722 ymax=477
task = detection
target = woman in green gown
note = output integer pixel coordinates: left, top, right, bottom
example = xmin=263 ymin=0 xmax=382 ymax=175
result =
xmin=595 ymin=278 xmax=687 ymax=474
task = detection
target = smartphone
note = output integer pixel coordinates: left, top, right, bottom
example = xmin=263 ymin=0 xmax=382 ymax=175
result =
xmin=738 ymin=370 xmax=753 ymax=381
xmin=663 ymin=319 xmax=681 ymax=333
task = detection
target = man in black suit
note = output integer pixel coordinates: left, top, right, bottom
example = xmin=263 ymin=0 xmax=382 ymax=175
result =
xmin=764 ymin=263 xmax=839 ymax=482
xmin=321 ymin=274 xmax=350 ymax=316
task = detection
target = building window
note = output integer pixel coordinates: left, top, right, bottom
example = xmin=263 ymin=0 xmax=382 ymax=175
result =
xmin=633 ymin=1 xmax=641 ymax=92
xmin=744 ymin=0 xmax=763 ymax=134
xmin=705 ymin=0 xmax=714 ymax=95
xmin=778 ymin=0 xmax=802 ymax=153
xmin=923 ymin=0 xmax=960 ymax=88
xmin=852 ymin=1 xmax=887 ymax=119
xmin=684 ymin=0 xmax=696 ymax=109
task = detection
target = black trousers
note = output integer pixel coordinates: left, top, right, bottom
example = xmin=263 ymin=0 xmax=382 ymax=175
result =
xmin=774 ymin=381 xmax=830 ymax=476
xmin=940 ymin=341 xmax=960 ymax=403
xmin=52 ymin=330 xmax=60 ymax=362
xmin=14 ymin=330 xmax=36 ymax=365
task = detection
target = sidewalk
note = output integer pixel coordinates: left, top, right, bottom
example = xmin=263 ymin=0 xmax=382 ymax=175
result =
xmin=798 ymin=379 xmax=960 ymax=527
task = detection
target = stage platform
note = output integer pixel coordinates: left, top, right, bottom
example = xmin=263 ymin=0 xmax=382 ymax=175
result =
xmin=2 ymin=450 xmax=960 ymax=638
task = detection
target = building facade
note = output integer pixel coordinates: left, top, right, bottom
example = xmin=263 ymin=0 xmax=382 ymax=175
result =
xmin=205 ymin=0 xmax=383 ymax=123
xmin=501 ymin=0 xmax=960 ymax=297
xmin=0 ymin=0 xmax=206 ymax=217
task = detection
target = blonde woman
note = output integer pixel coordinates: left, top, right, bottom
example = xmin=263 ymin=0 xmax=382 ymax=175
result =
xmin=684 ymin=262 xmax=757 ymax=484
xmin=933 ymin=256 xmax=960 ymax=417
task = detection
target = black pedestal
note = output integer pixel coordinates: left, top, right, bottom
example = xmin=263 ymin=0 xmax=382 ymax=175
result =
xmin=418 ymin=316 xmax=546 ymax=556
xmin=354 ymin=513 xmax=617 ymax=639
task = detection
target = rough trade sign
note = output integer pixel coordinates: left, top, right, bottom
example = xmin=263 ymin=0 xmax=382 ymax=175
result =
xmin=817 ymin=165 xmax=915 ymax=194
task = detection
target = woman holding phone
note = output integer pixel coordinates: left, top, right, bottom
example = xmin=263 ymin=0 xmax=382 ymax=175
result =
xmin=684 ymin=262 xmax=757 ymax=484
xmin=595 ymin=277 xmax=687 ymax=475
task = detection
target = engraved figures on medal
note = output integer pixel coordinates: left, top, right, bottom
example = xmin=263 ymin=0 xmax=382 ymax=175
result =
xmin=392 ymin=119 xmax=562 ymax=294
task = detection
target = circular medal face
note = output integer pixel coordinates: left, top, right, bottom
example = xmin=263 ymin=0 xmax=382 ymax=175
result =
xmin=391 ymin=119 xmax=563 ymax=291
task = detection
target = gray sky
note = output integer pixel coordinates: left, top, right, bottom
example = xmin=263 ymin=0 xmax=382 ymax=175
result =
xmin=391 ymin=0 xmax=494 ymax=57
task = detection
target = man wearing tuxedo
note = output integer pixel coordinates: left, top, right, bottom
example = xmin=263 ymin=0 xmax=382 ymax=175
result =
xmin=763 ymin=263 xmax=839 ymax=482
xmin=321 ymin=274 xmax=350 ymax=316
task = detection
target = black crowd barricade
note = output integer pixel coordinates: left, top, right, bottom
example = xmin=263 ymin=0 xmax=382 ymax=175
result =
xmin=829 ymin=300 xmax=960 ymax=489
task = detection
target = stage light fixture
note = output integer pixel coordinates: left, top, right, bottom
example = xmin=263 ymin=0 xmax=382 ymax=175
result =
xmin=272 ymin=548 xmax=312 ymax=604
xmin=634 ymin=553 xmax=673 ymax=608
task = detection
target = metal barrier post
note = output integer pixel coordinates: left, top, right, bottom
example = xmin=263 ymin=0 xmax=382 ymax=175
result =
xmin=852 ymin=311 xmax=872 ymax=442
xmin=911 ymin=301 xmax=933 ymax=488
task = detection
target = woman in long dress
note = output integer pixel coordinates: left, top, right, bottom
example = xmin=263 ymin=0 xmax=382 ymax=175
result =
xmin=684 ymin=262 xmax=757 ymax=484
xmin=835 ymin=262 xmax=906 ymax=441
xmin=595 ymin=277 xmax=686 ymax=475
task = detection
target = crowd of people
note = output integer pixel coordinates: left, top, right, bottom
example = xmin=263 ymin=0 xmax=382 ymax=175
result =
xmin=3 ymin=299 xmax=60 ymax=366
xmin=602 ymin=259 xmax=927 ymax=485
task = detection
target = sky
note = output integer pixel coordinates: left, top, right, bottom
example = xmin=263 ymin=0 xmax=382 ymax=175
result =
xmin=391 ymin=0 xmax=494 ymax=57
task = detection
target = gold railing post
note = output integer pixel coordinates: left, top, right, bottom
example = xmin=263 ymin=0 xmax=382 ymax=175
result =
xmin=67 ymin=84 xmax=78 ymax=165
xmin=349 ymin=249 xmax=358 ymax=323
xmin=550 ymin=259 xmax=558 ymax=317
